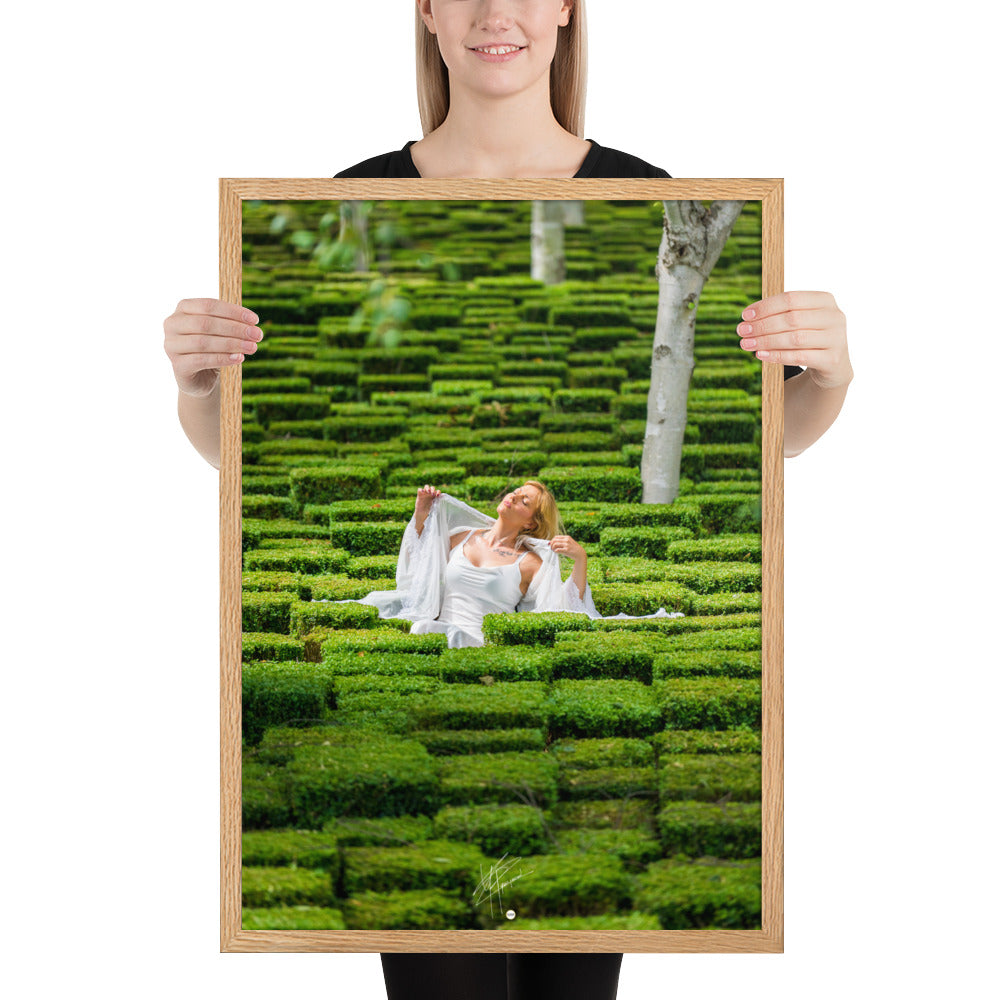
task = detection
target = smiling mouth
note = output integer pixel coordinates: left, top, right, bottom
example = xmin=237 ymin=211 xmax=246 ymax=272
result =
xmin=471 ymin=45 xmax=526 ymax=55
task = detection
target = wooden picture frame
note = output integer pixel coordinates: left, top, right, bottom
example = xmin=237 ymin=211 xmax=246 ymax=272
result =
xmin=220 ymin=178 xmax=784 ymax=954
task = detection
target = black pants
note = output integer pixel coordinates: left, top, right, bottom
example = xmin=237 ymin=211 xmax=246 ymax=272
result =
xmin=381 ymin=953 xmax=623 ymax=1000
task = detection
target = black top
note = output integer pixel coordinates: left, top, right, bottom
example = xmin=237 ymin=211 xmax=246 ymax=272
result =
xmin=335 ymin=138 xmax=670 ymax=179
xmin=335 ymin=140 xmax=801 ymax=381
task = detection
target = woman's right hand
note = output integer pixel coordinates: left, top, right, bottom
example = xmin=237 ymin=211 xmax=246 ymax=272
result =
xmin=163 ymin=298 xmax=263 ymax=397
xmin=415 ymin=484 xmax=441 ymax=519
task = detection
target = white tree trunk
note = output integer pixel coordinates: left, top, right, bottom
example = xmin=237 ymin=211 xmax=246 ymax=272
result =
xmin=339 ymin=200 xmax=370 ymax=271
xmin=531 ymin=201 xmax=565 ymax=284
xmin=641 ymin=201 xmax=744 ymax=504
xmin=562 ymin=200 xmax=585 ymax=226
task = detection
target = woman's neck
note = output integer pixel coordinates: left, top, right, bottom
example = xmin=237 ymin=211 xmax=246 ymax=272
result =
xmin=482 ymin=522 xmax=525 ymax=551
xmin=411 ymin=88 xmax=587 ymax=178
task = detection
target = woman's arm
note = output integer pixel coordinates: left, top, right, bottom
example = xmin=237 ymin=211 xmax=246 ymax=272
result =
xmin=413 ymin=485 xmax=442 ymax=537
xmin=550 ymin=535 xmax=588 ymax=601
xmin=783 ymin=371 xmax=851 ymax=458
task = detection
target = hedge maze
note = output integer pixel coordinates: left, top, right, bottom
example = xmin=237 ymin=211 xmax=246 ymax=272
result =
xmin=240 ymin=199 xmax=765 ymax=931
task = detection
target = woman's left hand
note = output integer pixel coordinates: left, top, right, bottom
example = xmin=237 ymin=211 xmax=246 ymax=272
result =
xmin=550 ymin=535 xmax=586 ymax=561
xmin=737 ymin=291 xmax=852 ymax=389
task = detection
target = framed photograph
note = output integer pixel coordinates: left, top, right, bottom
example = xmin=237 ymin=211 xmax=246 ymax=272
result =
xmin=220 ymin=178 xmax=784 ymax=954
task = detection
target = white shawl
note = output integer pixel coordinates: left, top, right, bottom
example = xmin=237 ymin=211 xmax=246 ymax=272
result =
xmin=343 ymin=492 xmax=680 ymax=626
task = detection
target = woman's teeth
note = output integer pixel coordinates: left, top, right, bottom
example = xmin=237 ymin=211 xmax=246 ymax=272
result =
xmin=476 ymin=46 xmax=523 ymax=54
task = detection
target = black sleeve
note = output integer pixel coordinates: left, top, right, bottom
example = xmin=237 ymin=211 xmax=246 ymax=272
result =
xmin=783 ymin=366 xmax=803 ymax=380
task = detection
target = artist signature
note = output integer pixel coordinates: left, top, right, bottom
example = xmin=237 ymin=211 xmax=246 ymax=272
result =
xmin=473 ymin=853 xmax=534 ymax=919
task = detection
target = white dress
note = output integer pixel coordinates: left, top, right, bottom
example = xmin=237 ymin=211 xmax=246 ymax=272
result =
xmin=409 ymin=527 xmax=532 ymax=648
xmin=323 ymin=492 xmax=681 ymax=649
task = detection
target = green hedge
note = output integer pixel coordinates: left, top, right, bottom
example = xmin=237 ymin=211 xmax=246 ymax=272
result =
xmin=438 ymin=646 xmax=554 ymax=683
xmin=481 ymin=611 xmax=596 ymax=647
xmin=242 ymin=829 xmax=342 ymax=872
xmin=241 ymin=906 xmax=346 ymax=930
xmin=554 ymin=829 xmax=661 ymax=871
xmin=406 ymin=683 xmax=550 ymax=730
xmin=328 ymin=520 xmax=407 ymax=556
xmin=658 ymin=754 xmax=761 ymax=802
xmin=494 ymin=853 xmax=630 ymax=917
xmin=548 ymin=798 xmax=656 ymax=830
xmin=242 ymin=632 xmax=306 ymax=662
xmin=650 ymin=729 xmax=761 ymax=755
xmin=342 ymin=889 xmax=474 ymax=930
xmin=340 ymin=840 xmax=485 ymax=895
xmin=537 ymin=466 xmax=641 ymax=503
xmin=657 ymin=801 xmax=761 ymax=857
xmin=547 ymin=680 xmax=661 ymax=737
xmin=557 ymin=766 xmax=657 ymax=802
xmin=242 ymin=761 xmax=293 ymax=829
xmin=633 ymin=858 xmax=761 ymax=929
xmin=657 ymin=677 xmax=761 ymax=729
xmin=322 ymin=815 xmax=433 ymax=847
xmin=414 ymin=728 xmax=548 ymax=755
xmin=598 ymin=526 xmax=695 ymax=559
xmin=290 ymin=466 xmax=383 ymax=505
xmin=668 ymin=534 xmax=762 ymax=563
xmin=654 ymin=650 xmax=761 ymax=680
xmin=433 ymin=804 xmax=549 ymax=856
xmin=242 ymin=661 xmax=337 ymax=744
xmin=282 ymin=731 xmax=439 ymax=824
xmin=241 ymin=865 xmax=335 ymax=908
xmin=550 ymin=737 xmax=654 ymax=770
xmin=551 ymin=633 xmax=657 ymax=684
xmin=437 ymin=752 xmax=559 ymax=807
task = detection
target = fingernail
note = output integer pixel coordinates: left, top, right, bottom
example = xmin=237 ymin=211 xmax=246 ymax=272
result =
xmin=246 ymin=310 xmax=259 ymax=323
xmin=743 ymin=308 xmax=756 ymax=320
xmin=756 ymin=350 xmax=769 ymax=358
xmin=737 ymin=323 xmax=752 ymax=335
xmin=741 ymin=339 xmax=756 ymax=349
xmin=229 ymin=353 xmax=244 ymax=362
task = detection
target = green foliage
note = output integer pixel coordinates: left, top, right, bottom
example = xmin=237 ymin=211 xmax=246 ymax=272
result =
xmin=657 ymin=801 xmax=761 ymax=857
xmin=241 ymin=865 xmax=336 ymax=907
xmin=633 ymin=858 xmax=761 ymax=929
xmin=433 ymin=804 xmax=549 ymax=856
xmin=437 ymin=752 xmax=559 ymax=807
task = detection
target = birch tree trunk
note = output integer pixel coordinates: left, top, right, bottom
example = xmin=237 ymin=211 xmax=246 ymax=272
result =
xmin=339 ymin=200 xmax=370 ymax=271
xmin=531 ymin=201 xmax=565 ymax=284
xmin=562 ymin=200 xmax=585 ymax=226
xmin=641 ymin=200 xmax=744 ymax=503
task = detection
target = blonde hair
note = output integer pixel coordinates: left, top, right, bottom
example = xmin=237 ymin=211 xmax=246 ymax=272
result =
xmin=415 ymin=1 xmax=588 ymax=137
xmin=493 ymin=479 xmax=565 ymax=548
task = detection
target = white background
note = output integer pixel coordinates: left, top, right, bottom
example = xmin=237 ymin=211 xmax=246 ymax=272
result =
xmin=3 ymin=1 xmax=995 ymax=997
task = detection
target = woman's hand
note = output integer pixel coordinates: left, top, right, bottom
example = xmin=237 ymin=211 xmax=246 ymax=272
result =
xmin=415 ymin=484 xmax=441 ymax=520
xmin=163 ymin=298 xmax=264 ymax=397
xmin=737 ymin=291 xmax=852 ymax=390
xmin=550 ymin=534 xmax=586 ymax=562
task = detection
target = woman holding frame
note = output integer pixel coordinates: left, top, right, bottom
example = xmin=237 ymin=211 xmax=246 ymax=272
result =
xmin=164 ymin=2 xmax=853 ymax=997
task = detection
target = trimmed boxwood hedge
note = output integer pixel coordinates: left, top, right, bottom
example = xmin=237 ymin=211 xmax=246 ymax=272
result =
xmin=481 ymin=611 xmax=596 ymax=647
xmin=657 ymin=801 xmax=761 ymax=858
xmin=406 ymin=683 xmax=550 ymax=730
xmin=342 ymin=889 xmax=474 ymax=930
xmin=550 ymin=738 xmax=654 ymax=770
xmin=667 ymin=534 xmax=762 ymax=563
xmin=241 ymin=866 xmax=336 ymax=908
xmin=547 ymin=797 xmax=656 ymax=831
xmin=492 ymin=853 xmax=630 ymax=918
xmin=656 ymin=677 xmax=762 ymax=730
xmin=242 ymin=632 xmax=306 ymax=662
xmin=414 ymin=728 xmax=547 ymax=755
xmin=633 ymin=858 xmax=761 ymax=929
xmin=650 ymin=729 xmax=762 ymax=755
xmin=557 ymin=766 xmax=657 ymax=802
xmin=241 ymin=829 xmax=342 ymax=871
xmin=654 ymin=650 xmax=761 ymax=680
xmin=282 ymin=732 xmax=439 ymax=825
xmin=598 ymin=526 xmax=695 ymax=559
xmin=554 ymin=829 xmax=661 ymax=871
xmin=433 ymin=803 xmax=549 ymax=856
xmin=552 ymin=633 xmax=657 ymax=684
xmin=242 ymin=761 xmax=294 ymax=830
xmin=547 ymin=680 xmax=661 ymax=738
xmin=658 ymin=753 xmax=761 ymax=802
xmin=290 ymin=466 xmax=383 ymax=505
xmin=242 ymin=661 xmax=337 ymax=744
xmin=241 ymin=906 xmax=346 ymax=930
xmin=437 ymin=752 xmax=559 ymax=807
xmin=321 ymin=815 xmax=433 ymax=847
xmin=438 ymin=646 xmax=554 ymax=683
xmin=340 ymin=840 xmax=486 ymax=895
